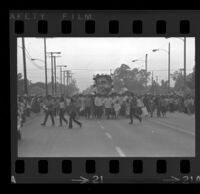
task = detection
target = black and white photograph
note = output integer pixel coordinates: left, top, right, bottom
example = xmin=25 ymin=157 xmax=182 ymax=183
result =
xmin=17 ymin=37 xmax=195 ymax=157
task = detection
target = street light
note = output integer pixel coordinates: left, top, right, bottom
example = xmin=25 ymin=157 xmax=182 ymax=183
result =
xmin=31 ymin=58 xmax=48 ymax=96
xmin=31 ymin=58 xmax=45 ymax=62
xmin=152 ymin=42 xmax=171 ymax=93
xmin=165 ymin=37 xmax=186 ymax=90
xmin=132 ymin=54 xmax=148 ymax=91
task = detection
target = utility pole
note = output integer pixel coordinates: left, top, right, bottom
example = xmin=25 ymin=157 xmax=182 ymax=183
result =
xmin=44 ymin=38 xmax=48 ymax=96
xmin=60 ymin=66 xmax=62 ymax=94
xmin=50 ymin=53 xmax=54 ymax=96
xmin=156 ymin=76 xmax=158 ymax=83
xmin=66 ymin=70 xmax=71 ymax=86
xmin=53 ymin=56 xmax=57 ymax=96
xmin=62 ymin=70 xmax=67 ymax=95
xmin=151 ymin=71 xmax=154 ymax=95
xmin=168 ymin=42 xmax=171 ymax=93
xmin=46 ymin=52 xmax=61 ymax=96
xmin=22 ymin=37 xmax=28 ymax=95
xmin=145 ymin=54 xmax=148 ymax=90
xmin=183 ymin=37 xmax=186 ymax=90
xmin=57 ymin=65 xmax=67 ymax=95
xmin=63 ymin=71 xmax=65 ymax=94
xmin=151 ymin=71 xmax=154 ymax=85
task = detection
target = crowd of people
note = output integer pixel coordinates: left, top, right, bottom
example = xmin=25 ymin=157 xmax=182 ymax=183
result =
xmin=17 ymin=95 xmax=42 ymax=139
xmin=17 ymin=91 xmax=195 ymax=139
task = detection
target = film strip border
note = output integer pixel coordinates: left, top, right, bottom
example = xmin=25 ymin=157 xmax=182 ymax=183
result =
xmin=12 ymin=158 xmax=200 ymax=183
xmin=9 ymin=11 xmax=200 ymax=36
xmin=13 ymin=19 xmax=191 ymax=35
xmin=10 ymin=11 xmax=200 ymax=184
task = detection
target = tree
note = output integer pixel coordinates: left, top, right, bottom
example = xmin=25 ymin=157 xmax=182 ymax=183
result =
xmin=64 ymin=79 xmax=79 ymax=96
xmin=112 ymin=64 xmax=151 ymax=94
xmin=186 ymin=66 xmax=195 ymax=90
xmin=171 ymin=66 xmax=195 ymax=91
xmin=171 ymin=69 xmax=184 ymax=90
xmin=158 ymin=79 xmax=169 ymax=94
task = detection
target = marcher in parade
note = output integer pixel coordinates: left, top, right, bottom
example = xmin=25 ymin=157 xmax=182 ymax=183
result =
xmin=41 ymin=95 xmax=55 ymax=126
xmin=155 ymin=95 xmax=161 ymax=118
xmin=114 ymin=100 xmax=121 ymax=119
xmin=160 ymin=95 xmax=168 ymax=118
xmin=68 ymin=98 xmax=82 ymax=129
xmin=136 ymin=96 xmax=143 ymax=117
xmin=129 ymin=93 xmax=142 ymax=124
xmin=58 ymin=96 xmax=68 ymax=127
xmin=84 ymin=95 xmax=92 ymax=119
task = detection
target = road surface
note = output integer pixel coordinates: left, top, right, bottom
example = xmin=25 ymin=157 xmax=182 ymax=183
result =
xmin=18 ymin=112 xmax=195 ymax=157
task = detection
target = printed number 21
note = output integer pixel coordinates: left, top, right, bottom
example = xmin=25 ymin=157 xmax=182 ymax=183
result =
xmin=92 ymin=176 xmax=103 ymax=183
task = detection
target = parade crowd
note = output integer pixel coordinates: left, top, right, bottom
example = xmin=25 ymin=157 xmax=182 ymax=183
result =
xmin=17 ymin=91 xmax=195 ymax=139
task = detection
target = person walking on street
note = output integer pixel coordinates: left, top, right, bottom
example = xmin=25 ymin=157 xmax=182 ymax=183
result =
xmin=68 ymin=98 xmax=82 ymax=129
xmin=59 ymin=96 xmax=68 ymax=127
xmin=84 ymin=95 xmax=92 ymax=119
xmin=155 ymin=95 xmax=161 ymax=118
xmin=41 ymin=95 xmax=55 ymax=126
xmin=129 ymin=93 xmax=142 ymax=124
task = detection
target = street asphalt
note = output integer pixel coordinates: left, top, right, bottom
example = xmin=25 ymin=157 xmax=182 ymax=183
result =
xmin=18 ymin=112 xmax=195 ymax=157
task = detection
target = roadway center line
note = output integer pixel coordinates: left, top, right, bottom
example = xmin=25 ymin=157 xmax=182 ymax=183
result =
xmin=105 ymin=132 xmax=112 ymax=139
xmin=115 ymin=146 xmax=126 ymax=157
xmin=149 ymin=119 xmax=195 ymax=137
xmin=100 ymin=125 xmax=105 ymax=129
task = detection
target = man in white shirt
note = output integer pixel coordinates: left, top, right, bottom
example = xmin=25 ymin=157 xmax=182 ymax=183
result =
xmin=94 ymin=94 xmax=103 ymax=119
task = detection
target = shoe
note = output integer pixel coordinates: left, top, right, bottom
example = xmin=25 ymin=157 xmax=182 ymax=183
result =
xmin=41 ymin=123 xmax=45 ymax=126
xmin=129 ymin=122 xmax=133 ymax=125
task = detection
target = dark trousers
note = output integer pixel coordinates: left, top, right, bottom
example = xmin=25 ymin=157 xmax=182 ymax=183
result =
xmin=59 ymin=109 xmax=68 ymax=126
xmin=156 ymin=105 xmax=161 ymax=117
xmin=43 ymin=110 xmax=55 ymax=125
xmin=105 ymin=108 xmax=111 ymax=119
xmin=69 ymin=112 xmax=81 ymax=128
xmin=94 ymin=106 xmax=102 ymax=119
xmin=129 ymin=108 xmax=141 ymax=123
xmin=85 ymin=107 xmax=91 ymax=119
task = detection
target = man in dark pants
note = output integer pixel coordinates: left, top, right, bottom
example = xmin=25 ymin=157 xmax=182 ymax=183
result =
xmin=59 ymin=96 xmax=68 ymax=127
xmin=41 ymin=95 xmax=55 ymax=126
xmin=68 ymin=98 xmax=82 ymax=129
xmin=155 ymin=95 xmax=161 ymax=118
xmin=129 ymin=93 xmax=142 ymax=124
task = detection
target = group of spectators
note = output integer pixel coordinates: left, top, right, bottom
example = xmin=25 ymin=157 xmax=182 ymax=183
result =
xmin=17 ymin=95 xmax=42 ymax=139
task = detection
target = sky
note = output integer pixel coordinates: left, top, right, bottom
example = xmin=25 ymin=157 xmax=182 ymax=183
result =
xmin=17 ymin=37 xmax=195 ymax=91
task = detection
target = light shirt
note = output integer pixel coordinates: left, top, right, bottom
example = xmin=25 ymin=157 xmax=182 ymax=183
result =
xmin=94 ymin=96 xmax=103 ymax=106
xmin=114 ymin=103 xmax=121 ymax=112
xmin=104 ymin=98 xmax=112 ymax=108
xmin=59 ymin=101 xmax=65 ymax=109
